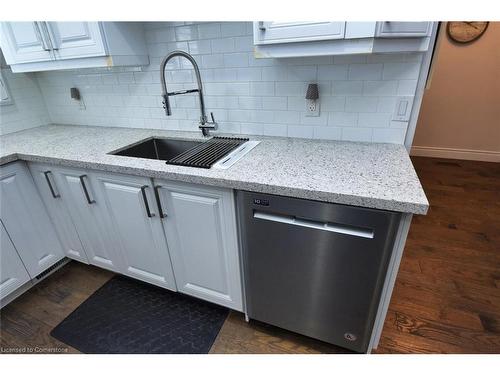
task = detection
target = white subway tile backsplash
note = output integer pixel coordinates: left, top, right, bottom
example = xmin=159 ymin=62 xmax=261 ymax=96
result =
xmin=348 ymin=64 xmax=383 ymax=80
xmin=300 ymin=113 xmax=328 ymax=126
xmin=197 ymin=23 xmax=221 ymax=39
xmin=287 ymin=66 xmax=317 ymax=81
xmin=118 ymin=73 xmax=135 ymax=84
xmin=263 ymin=124 xmax=287 ymax=137
xmin=358 ymin=113 xmax=392 ymax=127
xmin=262 ymin=67 xmax=288 ymax=81
xmin=332 ymin=80 xmax=363 ymax=96
xmin=205 ymin=82 xmax=250 ymax=96
xmin=275 ymin=82 xmax=305 ymax=96
xmin=175 ymin=25 xmax=198 ymax=41
xmin=317 ymin=65 xmax=348 ymax=80
xmin=288 ymin=125 xmax=313 ymax=139
xmin=372 ymin=128 xmax=406 ymax=143
xmin=201 ymin=54 xmax=224 ymax=68
xmin=220 ymin=22 xmax=248 ymax=37
xmin=233 ymin=36 xmax=254 ymax=52
xmin=188 ymin=40 xmax=212 ymax=55
xmin=273 ymin=110 xmax=300 ymax=124
xmin=26 ymin=22 xmax=424 ymax=144
xmin=377 ymin=96 xmax=398 ymax=113
xmin=397 ymin=80 xmax=418 ymax=96
xmin=238 ymin=96 xmax=262 ymax=110
xmin=211 ymin=38 xmax=235 ymax=53
xmin=345 ymin=97 xmax=378 ymax=112
xmin=328 ymin=112 xmax=358 ymax=127
xmin=223 ymin=53 xmax=249 ymax=68
xmin=236 ymin=67 xmax=261 ymax=81
xmin=342 ymin=127 xmax=373 ymax=142
xmin=313 ymin=126 xmax=342 ymax=140
xmin=322 ymin=96 xmax=345 ymax=112
xmin=363 ymin=80 xmax=398 ymax=96
xmin=250 ymin=82 xmax=275 ymax=96
xmin=383 ymin=62 xmax=421 ymax=80
xmin=262 ymin=96 xmax=288 ymax=110
xmin=212 ymin=68 xmax=237 ymax=82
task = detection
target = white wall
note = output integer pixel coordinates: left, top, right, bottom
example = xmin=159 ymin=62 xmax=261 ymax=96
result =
xmin=0 ymin=66 xmax=50 ymax=135
xmin=33 ymin=22 xmax=423 ymax=143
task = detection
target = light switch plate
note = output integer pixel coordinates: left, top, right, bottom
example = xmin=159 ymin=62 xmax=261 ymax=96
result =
xmin=392 ymin=96 xmax=413 ymax=122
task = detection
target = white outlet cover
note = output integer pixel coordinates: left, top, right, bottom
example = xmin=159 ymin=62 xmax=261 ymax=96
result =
xmin=305 ymin=99 xmax=320 ymax=117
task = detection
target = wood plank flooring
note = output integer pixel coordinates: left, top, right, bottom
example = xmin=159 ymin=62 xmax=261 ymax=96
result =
xmin=1 ymin=157 xmax=499 ymax=354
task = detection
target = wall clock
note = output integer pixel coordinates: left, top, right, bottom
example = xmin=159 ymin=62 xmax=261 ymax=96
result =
xmin=447 ymin=22 xmax=489 ymax=43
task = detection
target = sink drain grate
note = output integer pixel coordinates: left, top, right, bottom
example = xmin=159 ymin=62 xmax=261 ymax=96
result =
xmin=166 ymin=137 xmax=249 ymax=168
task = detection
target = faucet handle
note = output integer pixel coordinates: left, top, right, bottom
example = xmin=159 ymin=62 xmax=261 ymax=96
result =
xmin=210 ymin=112 xmax=216 ymax=123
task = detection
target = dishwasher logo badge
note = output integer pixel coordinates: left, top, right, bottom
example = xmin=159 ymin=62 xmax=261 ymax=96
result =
xmin=344 ymin=333 xmax=357 ymax=342
xmin=253 ymin=198 xmax=269 ymax=206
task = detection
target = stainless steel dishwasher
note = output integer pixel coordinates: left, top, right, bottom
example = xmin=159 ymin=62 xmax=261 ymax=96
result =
xmin=237 ymin=191 xmax=401 ymax=353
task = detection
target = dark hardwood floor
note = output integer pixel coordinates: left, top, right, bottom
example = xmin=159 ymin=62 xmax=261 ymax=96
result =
xmin=1 ymin=157 xmax=499 ymax=354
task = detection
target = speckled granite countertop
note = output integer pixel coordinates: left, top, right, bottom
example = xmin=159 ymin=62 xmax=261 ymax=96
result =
xmin=0 ymin=124 xmax=428 ymax=214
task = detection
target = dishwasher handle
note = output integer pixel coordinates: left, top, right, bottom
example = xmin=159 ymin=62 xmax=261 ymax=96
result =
xmin=253 ymin=211 xmax=374 ymax=239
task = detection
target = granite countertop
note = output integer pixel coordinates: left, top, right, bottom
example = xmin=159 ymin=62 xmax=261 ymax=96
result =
xmin=0 ymin=124 xmax=429 ymax=214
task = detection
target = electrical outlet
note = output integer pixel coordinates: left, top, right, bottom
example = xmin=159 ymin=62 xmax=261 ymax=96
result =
xmin=305 ymin=99 xmax=320 ymax=117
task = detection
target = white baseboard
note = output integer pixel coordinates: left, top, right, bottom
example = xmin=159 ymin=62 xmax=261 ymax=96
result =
xmin=410 ymin=146 xmax=500 ymax=163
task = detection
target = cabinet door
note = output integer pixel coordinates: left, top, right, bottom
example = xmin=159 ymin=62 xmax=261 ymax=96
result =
xmin=93 ymin=172 xmax=176 ymax=291
xmin=156 ymin=181 xmax=242 ymax=310
xmin=0 ymin=162 xmax=64 ymax=278
xmin=28 ymin=163 xmax=88 ymax=263
xmin=45 ymin=22 xmax=107 ymax=60
xmin=254 ymin=22 xmax=346 ymax=44
xmin=50 ymin=167 xmax=120 ymax=272
xmin=0 ymin=221 xmax=31 ymax=300
xmin=376 ymin=22 xmax=431 ymax=37
xmin=0 ymin=22 xmax=53 ymax=64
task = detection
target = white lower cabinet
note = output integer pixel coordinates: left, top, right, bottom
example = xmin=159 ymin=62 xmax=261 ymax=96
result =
xmin=0 ymin=221 xmax=31 ymax=300
xmin=0 ymin=162 xmax=64 ymax=278
xmin=28 ymin=163 xmax=89 ymax=263
xmin=47 ymin=166 xmax=121 ymax=272
xmin=155 ymin=180 xmax=243 ymax=311
xmin=16 ymin=162 xmax=242 ymax=311
xmin=92 ymin=171 xmax=176 ymax=291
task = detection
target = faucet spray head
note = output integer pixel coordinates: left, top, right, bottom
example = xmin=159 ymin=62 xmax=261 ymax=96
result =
xmin=162 ymin=94 xmax=171 ymax=116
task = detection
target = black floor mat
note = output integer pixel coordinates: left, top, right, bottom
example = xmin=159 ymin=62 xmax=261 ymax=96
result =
xmin=50 ymin=275 xmax=229 ymax=353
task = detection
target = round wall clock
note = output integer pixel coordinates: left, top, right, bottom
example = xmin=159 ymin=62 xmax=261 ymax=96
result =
xmin=447 ymin=22 xmax=489 ymax=43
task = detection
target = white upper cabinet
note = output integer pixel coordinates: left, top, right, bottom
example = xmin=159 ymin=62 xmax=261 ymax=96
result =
xmin=254 ymin=22 xmax=346 ymax=44
xmin=253 ymin=21 xmax=435 ymax=58
xmin=156 ymin=180 xmax=243 ymax=311
xmin=28 ymin=163 xmax=89 ymax=263
xmin=45 ymin=22 xmax=107 ymax=60
xmin=0 ymin=221 xmax=31 ymax=301
xmin=0 ymin=162 xmax=64 ymax=278
xmin=0 ymin=22 xmax=148 ymax=72
xmin=0 ymin=22 xmax=53 ymax=63
xmin=92 ymin=171 xmax=177 ymax=291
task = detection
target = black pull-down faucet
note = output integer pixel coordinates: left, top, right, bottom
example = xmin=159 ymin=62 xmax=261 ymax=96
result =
xmin=160 ymin=50 xmax=217 ymax=137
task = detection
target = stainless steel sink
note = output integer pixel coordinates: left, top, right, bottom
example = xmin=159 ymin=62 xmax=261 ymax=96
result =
xmin=112 ymin=137 xmax=204 ymax=161
xmin=111 ymin=136 xmax=260 ymax=169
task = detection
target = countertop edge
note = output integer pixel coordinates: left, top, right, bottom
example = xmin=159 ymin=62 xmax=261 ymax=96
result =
xmin=1 ymin=151 xmax=429 ymax=215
